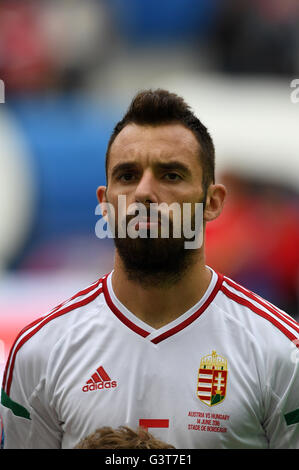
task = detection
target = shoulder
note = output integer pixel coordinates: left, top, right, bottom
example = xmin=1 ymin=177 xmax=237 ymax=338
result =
xmin=2 ymin=275 xmax=108 ymax=396
xmin=215 ymin=273 xmax=299 ymax=349
xmin=17 ymin=275 xmax=106 ymax=344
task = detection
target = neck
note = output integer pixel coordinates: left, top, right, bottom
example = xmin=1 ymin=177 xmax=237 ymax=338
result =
xmin=111 ymin=249 xmax=212 ymax=329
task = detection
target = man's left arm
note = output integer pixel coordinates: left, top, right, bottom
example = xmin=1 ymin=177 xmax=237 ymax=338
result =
xmin=263 ymin=339 xmax=299 ymax=448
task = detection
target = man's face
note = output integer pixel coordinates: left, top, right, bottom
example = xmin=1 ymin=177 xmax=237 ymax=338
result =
xmin=103 ymin=123 xmax=206 ymax=285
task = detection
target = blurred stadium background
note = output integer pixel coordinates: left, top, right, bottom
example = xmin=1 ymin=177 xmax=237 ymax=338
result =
xmin=1 ymin=0 xmax=299 ymax=383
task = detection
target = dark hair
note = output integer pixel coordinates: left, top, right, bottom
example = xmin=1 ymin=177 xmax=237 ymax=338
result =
xmin=105 ymin=89 xmax=215 ymax=189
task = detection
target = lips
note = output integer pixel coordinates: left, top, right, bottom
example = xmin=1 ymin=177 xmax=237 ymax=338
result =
xmin=135 ymin=218 xmax=159 ymax=230
xmin=123 ymin=211 xmax=171 ymax=234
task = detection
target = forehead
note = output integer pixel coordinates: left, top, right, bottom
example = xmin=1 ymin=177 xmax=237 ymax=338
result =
xmin=108 ymin=123 xmax=201 ymax=169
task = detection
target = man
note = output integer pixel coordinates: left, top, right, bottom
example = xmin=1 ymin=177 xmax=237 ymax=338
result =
xmin=1 ymin=89 xmax=299 ymax=448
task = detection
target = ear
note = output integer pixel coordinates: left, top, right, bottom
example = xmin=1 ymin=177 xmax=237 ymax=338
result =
xmin=203 ymin=184 xmax=227 ymax=222
xmin=96 ymin=185 xmax=107 ymax=204
xmin=96 ymin=185 xmax=108 ymax=219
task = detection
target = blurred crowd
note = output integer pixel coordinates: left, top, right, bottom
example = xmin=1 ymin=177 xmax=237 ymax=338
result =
xmin=0 ymin=0 xmax=298 ymax=317
xmin=206 ymin=172 xmax=299 ymax=316
xmin=212 ymin=0 xmax=299 ymax=76
xmin=0 ymin=0 xmax=298 ymax=95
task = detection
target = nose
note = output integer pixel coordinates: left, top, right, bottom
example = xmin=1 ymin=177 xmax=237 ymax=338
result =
xmin=134 ymin=169 xmax=158 ymax=204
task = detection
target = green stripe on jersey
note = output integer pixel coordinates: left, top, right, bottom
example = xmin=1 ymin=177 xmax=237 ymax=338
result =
xmin=1 ymin=389 xmax=31 ymax=420
xmin=284 ymin=408 xmax=299 ymax=426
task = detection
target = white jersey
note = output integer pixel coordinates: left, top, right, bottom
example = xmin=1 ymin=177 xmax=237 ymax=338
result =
xmin=1 ymin=268 xmax=299 ymax=449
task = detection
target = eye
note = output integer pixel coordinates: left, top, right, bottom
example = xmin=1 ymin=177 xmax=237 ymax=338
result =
xmin=118 ymin=173 xmax=136 ymax=183
xmin=163 ymin=172 xmax=182 ymax=182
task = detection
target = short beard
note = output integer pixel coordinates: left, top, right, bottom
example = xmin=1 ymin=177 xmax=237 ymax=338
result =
xmin=114 ymin=235 xmax=197 ymax=288
xmin=113 ymin=206 xmax=202 ymax=288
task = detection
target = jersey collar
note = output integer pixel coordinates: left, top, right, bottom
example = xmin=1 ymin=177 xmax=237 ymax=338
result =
xmin=102 ymin=267 xmax=223 ymax=344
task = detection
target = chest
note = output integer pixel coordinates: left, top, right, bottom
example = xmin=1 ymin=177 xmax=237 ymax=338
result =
xmin=49 ymin=332 xmax=268 ymax=449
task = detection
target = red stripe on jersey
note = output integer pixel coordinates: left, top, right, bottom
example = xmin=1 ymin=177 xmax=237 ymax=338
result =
xmin=2 ymin=278 xmax=103 ymax=393
xmin=4 ymin=284 xmax=103 ymax=396
xmin=224 ymin=277 xmax=299 ymax=333
xmin=97 ymin=366 xmax=111 ymax=382
xmin=47 ymin=278 xmax=103 ymax=317
xmin=151 ymin=273 xmax=224 ymax=345
xmin=139 ymin=419 xmax=169 ymax=430
xmin=221 ymin=285 xmax=298 ymax=345
xmin=102 ymin=276 xmax=150 ymax=339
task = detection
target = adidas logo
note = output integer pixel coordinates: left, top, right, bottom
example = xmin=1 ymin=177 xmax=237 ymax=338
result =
xmin=82 ymin=366 xmax=117 ymax=392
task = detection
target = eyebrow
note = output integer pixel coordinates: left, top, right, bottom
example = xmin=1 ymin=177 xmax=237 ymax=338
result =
xmin=155 ymin=160 xmax=191 ymax=175
xmin=111 ymin=162 xmax=139 ymax=178
xmin=110 ymin=160 xmax=191 ymax=178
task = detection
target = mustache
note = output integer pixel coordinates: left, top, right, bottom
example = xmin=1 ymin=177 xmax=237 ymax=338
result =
xmin=114 ymin=205 xmax=179 ymax=240
xmin=124 ymin=202 xmax=181 ymax=221
xmin=121 ymin=207 xmax=177 ymax=228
